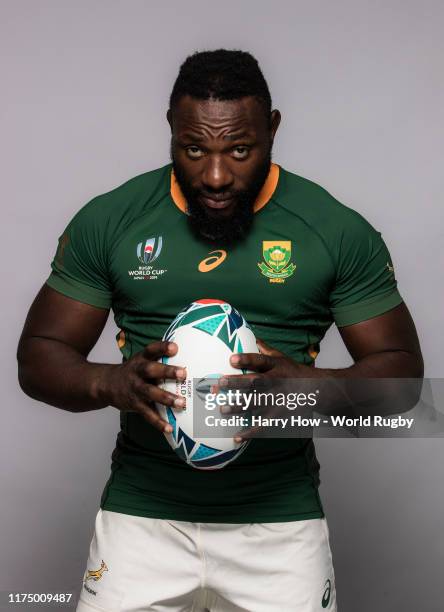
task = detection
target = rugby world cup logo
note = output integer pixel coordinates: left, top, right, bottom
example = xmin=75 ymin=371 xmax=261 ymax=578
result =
xmin=137 ymin=236 xmax=163 ymax=264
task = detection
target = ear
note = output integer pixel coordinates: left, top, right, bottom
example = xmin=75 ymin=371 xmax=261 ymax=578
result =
xmin=270 ymin=109 xmax=281 ymax=142
xmin=166 ymin=108 xmax=172 ymax=131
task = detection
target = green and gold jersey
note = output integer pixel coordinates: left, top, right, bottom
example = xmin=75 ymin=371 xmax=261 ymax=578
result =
xmin=47 ymin=163 xmax=402 ymax=522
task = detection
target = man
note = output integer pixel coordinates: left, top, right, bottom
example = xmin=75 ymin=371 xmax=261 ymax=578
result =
xmin=17 ymin=49 xmax=423 ymax=611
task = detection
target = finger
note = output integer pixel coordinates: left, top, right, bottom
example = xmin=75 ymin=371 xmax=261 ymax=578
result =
xmin=139 ymin=361 xmax=186 ymax=382
xmin=134 ymin=401 xmax=173 ymax=434
xmin=143 ymin=341 xmax=178 ymax=360
xmin=220 ymin=402 xmax=247 ymax=415
xmin=230 ymin=352 xmax=275 ymax=373
xmin=221 ymin=397 xmax=282 ymax=417
xmin=217 ymin=373 xmax=260 ymax=391
xmin=234 ymin=425 xmax=261 ymax=442
xmin=134 ymin=380 xmax=186 ymax=410
xmin=256 ymin=338 xmax=284 ymax=357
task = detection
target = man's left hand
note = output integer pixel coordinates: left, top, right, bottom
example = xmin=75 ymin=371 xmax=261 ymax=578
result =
xmin=216 ymin=339 xmax=312 ymax=441
xmin=220 ymin=338 xmax=308 ymax=387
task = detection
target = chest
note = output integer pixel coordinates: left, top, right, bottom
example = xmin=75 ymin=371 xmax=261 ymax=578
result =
xmin=108 ymin=207 xmax=335 ymax=333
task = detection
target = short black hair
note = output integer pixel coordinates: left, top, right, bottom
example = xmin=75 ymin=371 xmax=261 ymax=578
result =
xmin=169 ymin=49 xmax=272 ymax=116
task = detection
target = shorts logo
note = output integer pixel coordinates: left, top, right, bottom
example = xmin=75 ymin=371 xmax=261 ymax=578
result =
xmin=85 ymin=560 xmax=108 ymax=582
xmin=198 ymin=250 xmax=227 ymax=272
xmin=258 ymin=241 xmax=296 ymax=283
xmin=83 ymin=560 xmax=108 ymax=597
xmin=137 ymin=236 xmax=163 ymax=264
xmin=322 ymin=578 xmax=332 ymax=608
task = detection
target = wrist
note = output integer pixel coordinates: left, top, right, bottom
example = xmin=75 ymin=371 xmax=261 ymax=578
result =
xmin=89 ymin=364 xmax=120 ymax=408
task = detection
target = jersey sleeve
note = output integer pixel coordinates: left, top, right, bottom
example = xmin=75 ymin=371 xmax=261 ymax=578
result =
xmin=329 ymin=213 xmax=403 ymax=327
xmin=46 ymin=198 xmax=112 ymax=309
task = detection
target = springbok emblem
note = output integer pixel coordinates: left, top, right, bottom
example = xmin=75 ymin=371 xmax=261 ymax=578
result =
xmin=84 ymin=560 xmax=108 ymax=582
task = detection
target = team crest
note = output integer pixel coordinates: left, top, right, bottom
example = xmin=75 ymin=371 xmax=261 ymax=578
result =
xmin=137 ymin=236 xmax=163 ymax=264
xmin=258 ymin=241 xmax=296 ymax=283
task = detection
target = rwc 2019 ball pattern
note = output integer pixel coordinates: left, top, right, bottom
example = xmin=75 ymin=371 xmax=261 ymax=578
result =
xmin=163 ymin=298 xmax=248 ymax=355
xmin=157 ymin=299 xmax=258 ymax=470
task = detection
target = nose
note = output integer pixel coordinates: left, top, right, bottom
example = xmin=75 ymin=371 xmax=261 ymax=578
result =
xmin=201 ymin=155 xmax=234 ymax=192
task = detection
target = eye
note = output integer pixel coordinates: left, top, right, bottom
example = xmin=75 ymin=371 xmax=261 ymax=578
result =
xmin=232 ymin=146 xmax=250 ymax=160
xmin=186 ymin=146 xmax=204 ymax=159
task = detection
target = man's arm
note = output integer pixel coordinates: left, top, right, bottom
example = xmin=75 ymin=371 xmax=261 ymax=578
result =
xmin=220 ymin=303 xmax=424 ymax=423
xmin=17 ymin=285 xmax=186 ymax=432
xmin=227 ymin=303 xmax=423 ymax=379
xmin=324 ymin=301 xmax=423 ymax=379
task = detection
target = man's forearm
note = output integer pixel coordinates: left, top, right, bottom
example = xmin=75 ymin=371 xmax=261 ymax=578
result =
xmin=17 ymin=337 xmax=116 ymax=412
xmin=306 ymin=348 xmax=423 ymax=379
xmin=295 ymin=349 xmax=424 ymax=417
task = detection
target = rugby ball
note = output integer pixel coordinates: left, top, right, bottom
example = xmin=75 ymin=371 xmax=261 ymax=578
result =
xmin=156 ymin=299 xmax=258 ymax=469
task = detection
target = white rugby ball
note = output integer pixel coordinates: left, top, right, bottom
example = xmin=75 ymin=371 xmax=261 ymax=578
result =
xmin=156 ymin=299 xmax=258 ymax=469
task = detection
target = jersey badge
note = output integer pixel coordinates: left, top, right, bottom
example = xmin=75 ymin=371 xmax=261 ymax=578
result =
xmin=137 ymin=236 xmax=163 ymax=264
xmin=128 ymin=236 xmax=168 ymax=280
xmin=258 ymin=241 xmax=296 ymax=283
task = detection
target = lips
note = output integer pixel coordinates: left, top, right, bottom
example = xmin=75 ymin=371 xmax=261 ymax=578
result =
xmin=200 ymin=196 xmax=234 ymax=210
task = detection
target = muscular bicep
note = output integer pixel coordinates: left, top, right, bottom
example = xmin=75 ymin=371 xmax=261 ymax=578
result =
xmin=338 ymin=303 xmax=423 ymax=366
xmin=18 ymin=284 xmax=110 ymax=358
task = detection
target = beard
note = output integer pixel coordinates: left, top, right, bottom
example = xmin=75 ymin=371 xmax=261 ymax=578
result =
xmin=171 ymin=148 xmax=272 ymax=247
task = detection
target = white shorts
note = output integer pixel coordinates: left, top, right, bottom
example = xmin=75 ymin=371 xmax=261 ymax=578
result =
xmin=76 ymin=509 xmax=337 ymax=612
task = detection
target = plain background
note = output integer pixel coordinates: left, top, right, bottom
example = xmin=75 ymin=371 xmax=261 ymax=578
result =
xmin=1 ymin=1 xmax=443 ymax=610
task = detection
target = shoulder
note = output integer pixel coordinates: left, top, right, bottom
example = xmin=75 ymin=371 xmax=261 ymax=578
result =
xmin=68 ymin=164 xmax=171 ymax=231
xmin=274 ymin=166 xmax=383 ymax=262
xmin=274 ymin=165 xmax=375 ymax=234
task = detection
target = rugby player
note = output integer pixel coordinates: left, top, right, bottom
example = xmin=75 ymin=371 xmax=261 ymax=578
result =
xmin=17 ymin=49 xmax=423 ymax=611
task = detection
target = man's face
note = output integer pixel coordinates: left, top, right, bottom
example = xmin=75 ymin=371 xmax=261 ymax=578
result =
xmin=168 ymin=95 xmax=280 ymax=245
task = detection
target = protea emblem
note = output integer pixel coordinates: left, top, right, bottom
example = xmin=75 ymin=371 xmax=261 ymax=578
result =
xmin=137 ymin=236 xmax=163 ymax=264
xmin=258 ymin=240 xmax=296 ymax=283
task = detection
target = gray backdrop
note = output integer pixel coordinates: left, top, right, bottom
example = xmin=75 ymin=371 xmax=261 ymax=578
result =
xmin=1 ymin=1 xmax=443 ymax=610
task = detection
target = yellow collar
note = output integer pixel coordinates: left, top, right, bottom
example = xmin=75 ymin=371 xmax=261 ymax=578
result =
xmin=170 ymin=163 xmax=280 ymax=214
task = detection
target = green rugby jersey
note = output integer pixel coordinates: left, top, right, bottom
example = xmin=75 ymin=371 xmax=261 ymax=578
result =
xmin=47 ymin=163 xmax=402 ymax=522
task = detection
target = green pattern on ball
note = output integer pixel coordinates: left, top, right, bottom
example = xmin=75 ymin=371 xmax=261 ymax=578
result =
xmin=193 ymin=314 xmax=225 ymax=335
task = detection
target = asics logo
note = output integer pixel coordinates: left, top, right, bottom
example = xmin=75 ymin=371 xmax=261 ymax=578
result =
xmin=322 ymin=578 xmax=331 ymax=608
xmin=198 ymin=250 xmax=227 ymax=272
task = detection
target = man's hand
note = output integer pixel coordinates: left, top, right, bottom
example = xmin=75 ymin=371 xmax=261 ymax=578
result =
xmin=17 ymin=286 xmax=187 ymax=434
xmin=100 ymin=340 xmax=187 ymax=434
xmin=216 ymin=337 xmax=309 ymax=402
xmin=215 ymin=339 xmax=311 ymax=441
xmin=221 ymin=338 xmax=307 ymax=386
xmin=215 ymin=305 xmax=424 ymax=441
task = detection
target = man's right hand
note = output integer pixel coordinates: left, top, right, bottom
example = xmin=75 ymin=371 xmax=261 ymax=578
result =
xmin=17 ymin=286 xmax=186 ymax=433
xmin=100 ymin=340 xmax=186 ymax=433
